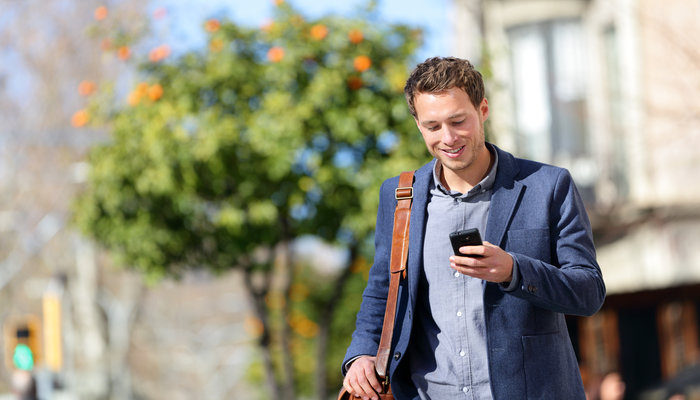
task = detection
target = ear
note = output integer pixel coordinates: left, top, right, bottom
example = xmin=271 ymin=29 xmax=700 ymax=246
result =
xmin=479 ymin=97 xmax=489 ymax=121
xmin=479 ymin=98 xmax=489 ymax=121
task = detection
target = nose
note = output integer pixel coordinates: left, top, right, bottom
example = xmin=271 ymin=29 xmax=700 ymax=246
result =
xmin=441 ymin=125 xmax=458 ymax=146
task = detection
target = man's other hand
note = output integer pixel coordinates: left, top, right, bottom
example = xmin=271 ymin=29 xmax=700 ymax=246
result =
xmin=343 ymin=355 xmax=382 ymax=400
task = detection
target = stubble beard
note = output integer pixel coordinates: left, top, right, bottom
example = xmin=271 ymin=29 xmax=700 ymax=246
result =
xmin=438 ymin=129 xmax=486 ymax=177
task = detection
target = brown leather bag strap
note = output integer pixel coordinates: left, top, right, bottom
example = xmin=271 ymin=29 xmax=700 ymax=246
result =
xmin=374 ymin=170 xmax=414 ymax=382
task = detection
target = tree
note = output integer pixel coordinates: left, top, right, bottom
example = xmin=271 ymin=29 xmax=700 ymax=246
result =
xmin=73 ymin=2 xmax=427 ymax=398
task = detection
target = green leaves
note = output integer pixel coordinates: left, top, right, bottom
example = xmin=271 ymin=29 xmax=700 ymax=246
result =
xmin=75 ymin=1 xmax=428 ymax=289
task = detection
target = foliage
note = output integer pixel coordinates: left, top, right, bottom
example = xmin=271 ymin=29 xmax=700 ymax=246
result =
xmin=73 ymin=1 xmax=427 ymax=398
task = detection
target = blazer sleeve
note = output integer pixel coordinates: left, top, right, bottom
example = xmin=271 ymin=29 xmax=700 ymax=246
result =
xmin=341 ymin=177 xmax=398 ymax=374
xmin=508 ymin=168 xmax=606 ymax=316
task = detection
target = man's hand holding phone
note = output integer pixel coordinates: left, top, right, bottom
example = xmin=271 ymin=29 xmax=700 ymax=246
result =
xmin=449 ymin=228 xmax=514 ymax=284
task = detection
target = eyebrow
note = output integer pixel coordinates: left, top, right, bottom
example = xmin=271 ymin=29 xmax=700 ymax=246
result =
xmin=420 ymin=112 xmax=467 ymax=127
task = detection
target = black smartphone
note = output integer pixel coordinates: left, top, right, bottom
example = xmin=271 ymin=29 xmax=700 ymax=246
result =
xmin=449 ymin=228 xmax=483 ymax=257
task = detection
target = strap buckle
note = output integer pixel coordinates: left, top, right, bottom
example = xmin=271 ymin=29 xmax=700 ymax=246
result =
xmin=395 ymin=187 xmax=413 ymax=200
xmin=382 ymin=375 xmax=390 ymax=393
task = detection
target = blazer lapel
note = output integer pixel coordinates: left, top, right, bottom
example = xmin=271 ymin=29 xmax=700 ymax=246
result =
xmin=485 ymin=146 xmax=524 ymax=247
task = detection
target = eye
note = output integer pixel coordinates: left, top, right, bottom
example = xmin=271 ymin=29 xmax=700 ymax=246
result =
xmin=451 ymin=119 xmax=465 ymax=126
xmin=427 ymin=125 xmax=440 ymax=132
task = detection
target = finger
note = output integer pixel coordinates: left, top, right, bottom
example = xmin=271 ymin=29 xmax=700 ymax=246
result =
xmin=358 ymin=371 xmax=379 ymax=399
xmin=364 ymin=367 xmax=383 ymax=393
xmin=451 ymin=257 xmax=491 ymax=278
xmin=347 ymin=376 xmax=370 ymax=399
xmin=348 ymin=369 xmax=374 ymax=399
xmin=457 ymin=245 xmax=487 ymax=258
xmin=344 ymin=369 xmax=369 ymax=398
xmin=450 ymin=255 xmax=485 ymax=268
xmin=343 ymin=377 xmax=354 ymax=394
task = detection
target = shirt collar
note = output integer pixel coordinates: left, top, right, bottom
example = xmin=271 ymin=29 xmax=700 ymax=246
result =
xmin=432 ymin=142 xmax=499 ymax=197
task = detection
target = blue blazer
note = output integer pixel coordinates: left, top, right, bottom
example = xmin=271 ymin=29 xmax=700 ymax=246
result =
xmin=343 ymin=145 xmax=606 ymax=399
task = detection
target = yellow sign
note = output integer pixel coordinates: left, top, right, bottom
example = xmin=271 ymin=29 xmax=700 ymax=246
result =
xmin=43 ymin=294 xmax=63 ymax=371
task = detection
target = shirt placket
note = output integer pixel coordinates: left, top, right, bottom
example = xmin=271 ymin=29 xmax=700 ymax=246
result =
xmin=455 ymin=198 xmax=474 ymax=398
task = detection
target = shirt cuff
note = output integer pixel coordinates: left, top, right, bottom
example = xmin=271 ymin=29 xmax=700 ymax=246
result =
xmin=499 ymin=253 xmax=520 ymax=292
xmin=343 ymin=355 xmax=368 ymax=374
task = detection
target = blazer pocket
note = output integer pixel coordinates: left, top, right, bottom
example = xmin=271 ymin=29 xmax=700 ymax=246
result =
xmin=506 ymin=228 xmax=551 ymax=262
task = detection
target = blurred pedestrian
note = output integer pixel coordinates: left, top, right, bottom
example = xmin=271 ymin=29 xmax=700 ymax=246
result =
xmin=11 ymin=369 xmax=37 ymax=400
xmin=599 ymin=371 xmax=625 ymax=400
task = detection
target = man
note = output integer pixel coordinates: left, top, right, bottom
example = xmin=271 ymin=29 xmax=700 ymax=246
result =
xmin=341 ymin=57 xmax=605 ymax=399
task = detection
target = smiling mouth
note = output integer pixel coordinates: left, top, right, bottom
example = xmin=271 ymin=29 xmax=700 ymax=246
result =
xmin=442 ymin=146 xmax=464 ymax=154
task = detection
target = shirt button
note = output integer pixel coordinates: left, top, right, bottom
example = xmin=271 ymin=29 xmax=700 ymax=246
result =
xmin=459 ymin=350 xmax=466 ymax=357
xmin=462 ymin=387 xmax=469 ymax=393
xmin=454 ymin=271 xmax=460 ymax=278
xmin=457 ymin=311 xmax=463 ymax=317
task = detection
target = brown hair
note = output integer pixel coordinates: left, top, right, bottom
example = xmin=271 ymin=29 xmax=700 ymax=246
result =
xmin=404 ymin=57 xmax=485 ymax=118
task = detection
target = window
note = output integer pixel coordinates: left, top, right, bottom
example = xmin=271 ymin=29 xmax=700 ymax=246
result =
xmin=508 ymin=19 xmax=595 ymax=202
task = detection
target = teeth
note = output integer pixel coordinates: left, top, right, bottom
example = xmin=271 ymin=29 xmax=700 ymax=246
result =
xmin=444 ymin=146 xmax=463 ymax=154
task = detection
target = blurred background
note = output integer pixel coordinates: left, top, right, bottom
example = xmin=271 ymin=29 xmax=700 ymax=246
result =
xmin=1 ymin=0 xmax=699 ymax=399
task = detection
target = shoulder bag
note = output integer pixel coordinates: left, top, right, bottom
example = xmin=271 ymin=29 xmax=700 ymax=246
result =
xmin=337 ymin=170 xmax=415 ymax=400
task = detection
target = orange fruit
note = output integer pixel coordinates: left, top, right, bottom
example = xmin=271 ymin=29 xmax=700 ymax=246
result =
xmin=147 ymin=84 xmax=163 ymax=101
xmin=94 ymin=6 xmax=108 ymax=21
xmin=267 ymin=46 xmax=285 ymax=63
xmin=117 ymin=46 xmax=131 ymax=60
xmin=353 ymin=55 xmax=371 ymax=72
xmin=71 ymin=110 xmax=89 ymax=127
xmin=149 ymin=44 xmax=171 ymax=62
xmin=78 ymin=80 xmax=96 ymax=96
xmin=310 ymin=24 xmax=328 ymax=40
xmin=204 ymin=19 xmax=220 ymax=33
xmin=136 ymin=83 xmax=149 ymax=96
xmin=348 ymin=29 xmax=363 ymax=44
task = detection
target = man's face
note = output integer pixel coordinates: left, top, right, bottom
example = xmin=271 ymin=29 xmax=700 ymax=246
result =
xmin=413 ymin=87 xmax=489 ymax=177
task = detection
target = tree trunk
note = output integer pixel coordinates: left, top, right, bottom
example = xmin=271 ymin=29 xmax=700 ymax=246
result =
xmin=242 ymin=266 xmax=282 ymax=400
xmin=280 ymin=240 xmax=297 ymax=400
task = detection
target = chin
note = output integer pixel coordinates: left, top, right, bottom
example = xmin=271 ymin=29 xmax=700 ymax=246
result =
xmin=441 ymin=158 xmax=474 ymax=173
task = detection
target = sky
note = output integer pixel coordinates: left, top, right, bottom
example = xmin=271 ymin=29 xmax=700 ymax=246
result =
xmin=158 ymin=0 xmax=451 ymax=61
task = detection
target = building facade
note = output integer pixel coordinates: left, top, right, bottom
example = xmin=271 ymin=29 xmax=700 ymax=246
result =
xmin=452 ymin=0 xmax=700 ymax=397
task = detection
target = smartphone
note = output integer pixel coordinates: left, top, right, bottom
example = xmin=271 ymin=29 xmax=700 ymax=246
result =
xmin=449 ymin=228 xmax=483 ymax=257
